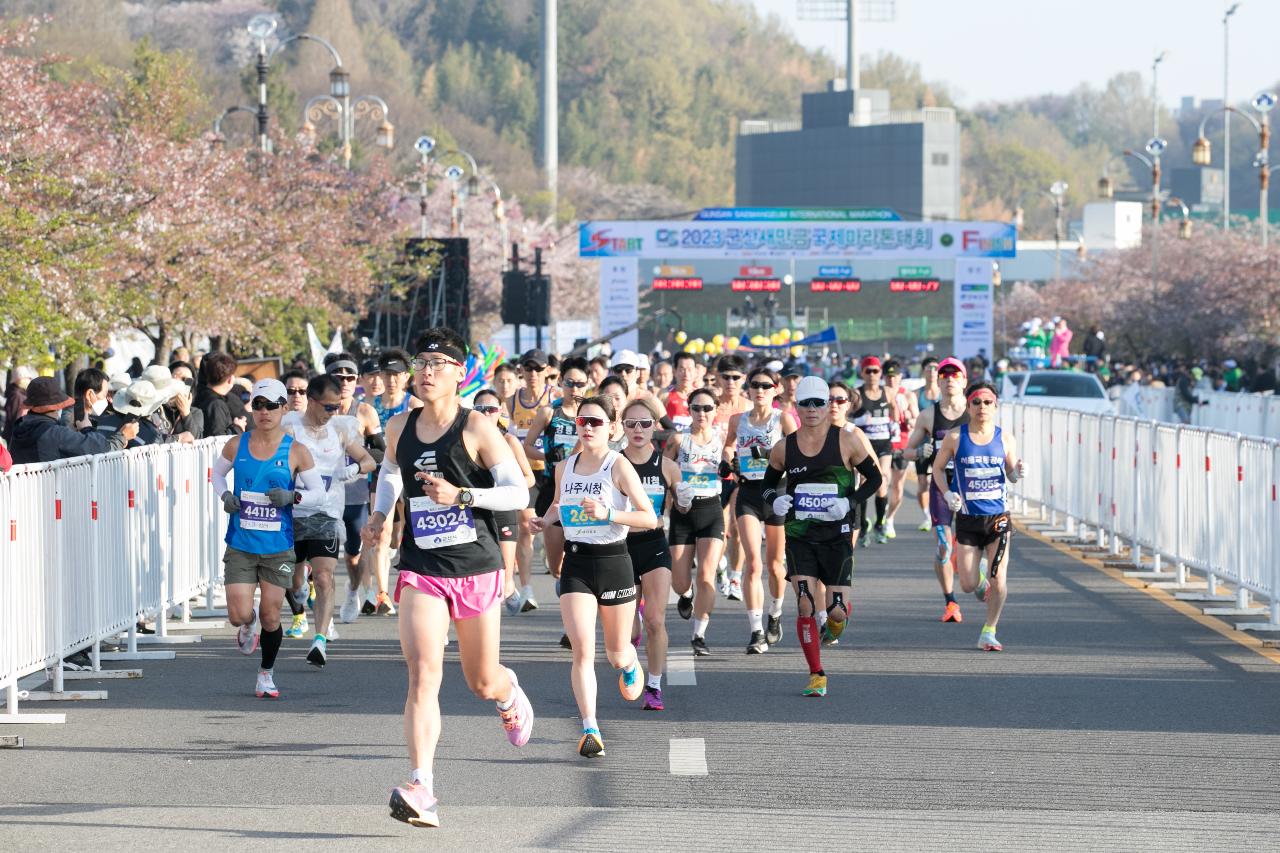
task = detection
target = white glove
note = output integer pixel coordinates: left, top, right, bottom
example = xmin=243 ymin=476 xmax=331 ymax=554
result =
xmin=771 ymin=494 xmax=793 ymax=517
xmin=944 ymin=490 xmax=963 ymax=512
xmin=338 ymin=462 xmax=362 ymax=484
xmin=823 ymin=496 xmax=851 ymax=521
xmin=675 ymin=481 xmax=694 ymax=509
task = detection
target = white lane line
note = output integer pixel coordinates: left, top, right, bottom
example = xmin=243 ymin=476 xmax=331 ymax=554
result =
xmin=666 ymin=646 xmax=697 ymax=685
xmin=668 ymin=738 xmax=708 ymax=776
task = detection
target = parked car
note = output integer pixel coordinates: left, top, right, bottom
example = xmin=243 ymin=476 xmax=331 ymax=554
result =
xmin=1002 ymin=371 xmax=1117 ymax=415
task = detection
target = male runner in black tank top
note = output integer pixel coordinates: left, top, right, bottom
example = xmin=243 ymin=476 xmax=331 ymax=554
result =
xmin=851 ymin=356 xmax=897 ymax=545
xmin=902 ymin=357 xmax=970 ymax=624
xmin=362 ymin=327 xmax=534 ymax=829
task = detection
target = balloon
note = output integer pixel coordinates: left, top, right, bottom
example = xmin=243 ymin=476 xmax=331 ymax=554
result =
xmin=711 ymin=333 xmax=725 ymax=347
xmin=750 ymin=335 xmax=767 ymax=346
xmin=727 ymin=336 xmax=740 ymax=350
xmin=790 ymin=345 xmax=804 ymax=357
xmin=770 ymin=332 xmax=783 ymax=346
xmin=691 ymin=338 xmax=705 ymax=354
xmin=684 ymin=341 xmax=698 ymax=353
xmin=779 ymin=329 xmax=791 ymax=342
xmin=674 ymin=330 xmax=688 ymax=345
xmin=705 ymin=343 xmax=720 ymax=357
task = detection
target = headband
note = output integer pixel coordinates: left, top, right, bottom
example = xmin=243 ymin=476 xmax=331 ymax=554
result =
xmin=326 ymin=359 xmax=359 ymax=376
xmin=418 ymin=342 xmax=467 ymax=364
xmin=966 ymin=387 xmax=997 ymax=402
xmin=380 ymin=359 xmax=409 ymax=373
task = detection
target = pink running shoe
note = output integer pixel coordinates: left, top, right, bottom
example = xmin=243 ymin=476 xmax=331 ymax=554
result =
xmin=498 ymin=667 xmax=534 ymax=747
xmin=389 ymin=782 xmax=439 ymax=828
xmin=642 ymin=685 xmax=664 ymax=711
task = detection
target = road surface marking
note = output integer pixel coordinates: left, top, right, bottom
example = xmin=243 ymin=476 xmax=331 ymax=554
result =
xmin=669 ymin=738 xmax=707 ymax=775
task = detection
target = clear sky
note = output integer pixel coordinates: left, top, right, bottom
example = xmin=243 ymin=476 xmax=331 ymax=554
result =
xmin=748 ymin=0 xmax=1280 ymax=108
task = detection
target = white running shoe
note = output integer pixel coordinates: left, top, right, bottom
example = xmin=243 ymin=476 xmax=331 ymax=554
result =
xmin=885 ymin=519 xmax=897 ymax=539
xmin=917 ymin=518 xmax=932 ymax=532
xmin=339 ymin=588 xmax=359 ymax=624
xmin=326 ymin=618 xmax=340 ymax=641
xmin=520 ymin=584 xmax=538 ymax=612
xmin=255 ymin=669 xmax=279 ymax=698
xmin=237 ymin=607 xmax=260 ymax=655
xmin=727 ymin=578 xmax=743 ymax=601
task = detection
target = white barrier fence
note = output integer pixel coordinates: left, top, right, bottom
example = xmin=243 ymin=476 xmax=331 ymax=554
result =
xmin=1119 ymin=387 xmax=1280 ymax=440
xmin=1 ymin=438 xmax=228 ymax=723
xmin=1002 ymin=402 xmax=1280 ymax=631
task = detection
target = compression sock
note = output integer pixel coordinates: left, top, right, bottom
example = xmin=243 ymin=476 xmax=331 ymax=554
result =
xmin=797 ymin=616 xmax=824 ymax=675
xmin=875 ymin=496 xmax=888 ymax=526
xmin=260 ymin=626 xmax=283 ymax=671
xmin=287 ymin=586 xmax=304 ymax=616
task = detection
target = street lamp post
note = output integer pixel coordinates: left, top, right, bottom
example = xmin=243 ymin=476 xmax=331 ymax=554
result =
xmin=410 ymin=137 xmax=505 ymax=252
xmin=1048 ymin=181 xmax=1068 ymax=287
xmin=1152 ymin=50 xmax=1168 ymax=139
xmin=302 ymin=91 xmax=395 ymax=169
xmin=1192 ymin=94 xmax=1274 ymax=247
xmin=1119 ymin=138 xmax=1167 ymax=297
xmin=1223 ymin=2 xmax=1242 ymax=231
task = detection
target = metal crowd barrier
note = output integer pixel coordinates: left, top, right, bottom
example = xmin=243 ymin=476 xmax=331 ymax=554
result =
xmin=1118 ymin=386 xmax=1280 ymax=440
xmin=1002 ymin=402 xmax=1280 ymax=633
xmin=1 ymin=438 xmax=229 ymax=723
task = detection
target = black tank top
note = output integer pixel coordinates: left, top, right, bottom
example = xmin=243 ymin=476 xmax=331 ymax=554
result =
xmin=396 ymin=407 xmax=502 ymax=578
xmin=853 ymin=388 xmax=893 ymax=445
xmin=930 ymin=401 xmax=969 ymax=461
xmin=783 ymin=426 xmax=853 ymax=542
xmin=627 ymin=447 xmax=668 ymax=543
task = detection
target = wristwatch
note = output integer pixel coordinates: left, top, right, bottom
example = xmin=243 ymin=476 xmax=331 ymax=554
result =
xmin=457 ymin=488 xmax=474 ymax=508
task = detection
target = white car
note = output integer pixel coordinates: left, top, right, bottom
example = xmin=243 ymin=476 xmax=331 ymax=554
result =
xmin=1002 ymin=371 xmax=1117 ymax=415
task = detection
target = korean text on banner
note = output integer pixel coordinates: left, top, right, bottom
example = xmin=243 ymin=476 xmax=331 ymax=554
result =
xmin=598 ymin=258 xmax=639 ymax=355
xmin=953 ymin=259 xmax=995 ymax=362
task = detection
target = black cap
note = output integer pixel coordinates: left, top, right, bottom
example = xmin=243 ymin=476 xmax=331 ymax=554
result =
xmin=782 ymin=362 xmax=803 ymax=378
xmin=520 ymin=349 xmax=548 ymax=368
xmin=359 ymin=359 xmax=380 ymax=376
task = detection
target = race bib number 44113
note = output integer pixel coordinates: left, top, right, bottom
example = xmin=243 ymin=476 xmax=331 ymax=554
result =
xmin=409 ymin=495 xmax=478 ymax=548
xmin=239 ymin=491 xmax=282 ymax=532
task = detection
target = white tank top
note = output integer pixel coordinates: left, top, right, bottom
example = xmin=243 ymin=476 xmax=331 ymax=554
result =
xmin=678 ymin=427 xmax=723 ymax=498
xmin=559 ymin=450 xmax=630 ymax=544
xmin=734 ymin=410 xmax=781 ymax=481
xmin=282 ymin=412 xmax=360 ymax=520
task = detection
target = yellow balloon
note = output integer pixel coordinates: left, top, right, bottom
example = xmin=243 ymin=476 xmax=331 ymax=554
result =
xmin=727 ymin=336 xmax=740 ymax=350
xmin=791 ymin=329 xmax=805 ymax=341
xmin=706 ymin=343 xmax=720 ymax=356
xmin=770 ymin=333 xmax=783 ymax=346
xmin=791 ymin=345 xmax=804 ymax=357
xmin=683 ymin=341 xmax=698 ymax=353
xmin=779 ymin=329 xmax=791 ymax=341
xmin=692 ymin=339 xmax=705 ymax=354
xmin=750 ymin=335 xmax=767 ymax=346
xmin=711 ymin=334 xmax=725 ymax=347
xmin=674 ymin=330 xmax=688 ymax=345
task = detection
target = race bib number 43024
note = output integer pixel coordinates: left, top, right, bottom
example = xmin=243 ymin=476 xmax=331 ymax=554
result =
xmin=409 ymin=495 xmax=478 ymax=548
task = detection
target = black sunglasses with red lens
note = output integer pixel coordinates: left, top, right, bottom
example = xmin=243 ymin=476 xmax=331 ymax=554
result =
xmin=575 ymin=415 xmax=606 ymax=428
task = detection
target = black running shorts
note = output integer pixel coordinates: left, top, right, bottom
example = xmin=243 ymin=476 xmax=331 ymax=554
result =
xmin=785 ymin=536 xmax=854 ymax=587
xmin=627 ymin=530 xmax=672 ymax=580
xmin=954 ymin=512 xmax=1011 ymax=549
xmin=734 ymin=482 xmax=785 ymax=526
xmin=494 ymin=510 xmax=519 ymax=543
xmin=668 ymin=496 xmax=725 ymax=544
xmin=560 ymin=540 xmax=637 ymax=605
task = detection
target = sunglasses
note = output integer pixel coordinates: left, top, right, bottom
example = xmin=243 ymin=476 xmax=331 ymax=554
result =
xmin=622 ymin=418 xmax=654 ymax=429
xmin=969 ymin=397 xmax=996 ymax=407
xmin=330 ymin=373 xmax=357 ymax=382
xmin=575 ymin=415 xmax=606 ymax=428
xmin=829 ymin=396 xmax=850 ymax=404
xmin=749 ymin=382 xmax=775 ymax=391
xmin=562 ymin=379 xmax=588 ymax=389
xmin=613 ymin=365 xmax=635 ymax=373
xmin=522 ymin=363 xmax=545 ymax=372
xmin=690 ymin=404 xmax=715 ymax=413
xmin=939 ymin=369 xmax=964 ymax=378
xmin=474 ymin=404 xmax=501 ymax=414
xmin=180 ymin=377 xmax=195 ymax=388
xmin=797 ymin=398 xmax=828 ymax=409
xmin=252 ymin=399 xmax=283 ymax=411
xmin=318 ymin=402 xmax=342 ymax=413
xmin=719 ymin=374 xmax=745 ymax=382
xmin=286 ymin=388 xmax=307 ymax=396
xmin=863 ymin=368 xmax=881 ymax=375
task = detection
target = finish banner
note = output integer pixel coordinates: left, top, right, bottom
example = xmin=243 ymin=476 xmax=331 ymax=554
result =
xmin=580 ymin=219 xmax=1016 ymax=260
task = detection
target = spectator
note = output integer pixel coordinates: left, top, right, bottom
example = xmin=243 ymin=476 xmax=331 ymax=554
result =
xmin=72 ymin=367 xmax=112 ymax=431
xmin=1223 ymin=359 xmax=1243 ymax=392
xmin=1082 ymin=326 xmax=1106 ymax=370
xmin=1172 ymin=364 xmax=1200 ymax=424
xmin=138 ymin=365 xmax=193 ymax=443
xmin=1120 ymin=369 xmax=1147 ymax=419
xmin=1049 ymin=318 xmax=1073 ymax=368
xmin=9 ymin=378 xmax=138 ymax=464
xmin=165 ymin=361 xmax=204 ymax=439
xmin=3 ymin=365 xmax=36 ymax=443
xmin=194 ymin=352 xmax=247 ymax=436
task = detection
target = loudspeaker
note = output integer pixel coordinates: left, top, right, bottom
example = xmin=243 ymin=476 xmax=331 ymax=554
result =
xmin=501 ymin=269 xmax=527 ymax=326
xmin=500 ymin=269 xmax=551 ymax=328
xmin=402 ymin=237 xmax=470 ymax=345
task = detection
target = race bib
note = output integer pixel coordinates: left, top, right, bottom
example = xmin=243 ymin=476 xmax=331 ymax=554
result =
xmin=737 ymin=446 xmax=769 ymax=481
xmin=239 ymin=491 xmax=282 ymax=532
xmin=860 ymin=417 xmax=891 ymax=441
xmin=552 ymin=430 xmax=578 ymax=449
xmin=644 ymin=482 xmax=665 ymax=514
xmin=681 ymin=468 xmax=719 ymax=498
xmin=559 ymin=495 xmax=609 ymax=531
xmin=793 ymin=483 xmax=838 ymax=520
xmin=671 ymin=415 xmax=692 ymax=434
xmin=408 ymin=495 xmax=477 ymax=548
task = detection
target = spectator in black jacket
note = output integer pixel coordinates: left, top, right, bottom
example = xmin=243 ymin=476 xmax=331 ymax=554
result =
xmin=72 ymin=367 xmax=112 ymax=431
xmin=194 ymin=352 xmax=247 ymax=436
xmin=165 ymin=361 xmax=204 ymax=440
xmin=10 ymin=378 xmax=138 ymax=464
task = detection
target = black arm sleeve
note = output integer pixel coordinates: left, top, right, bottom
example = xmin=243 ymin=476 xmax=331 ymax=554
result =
xmin=761 ymin=464 xmax=784 ymax=505
xmin=659 ymin=415 xmax=675 ymax=430
xmin=365 ymin=432 xmax=386 ymax=463
xmin=848 ymin=455 xmax=883 ymax=505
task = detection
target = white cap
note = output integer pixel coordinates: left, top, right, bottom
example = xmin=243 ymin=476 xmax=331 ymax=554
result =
xmin=636 ymin=353 xmax=650 ymax=369
xmin=611 ymin=349 xmax=639 ymax=369
xmin=795 ymin=375 xmax=829 ymax=404
xmin=765 ymin=359 xmax=784 ymax=373
xmin=251 ymin=377 xmax=287 ymax=405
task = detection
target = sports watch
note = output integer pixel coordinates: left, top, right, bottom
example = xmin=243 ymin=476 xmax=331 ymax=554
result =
xmin=457 ymin=488 xmax=474 ymax=508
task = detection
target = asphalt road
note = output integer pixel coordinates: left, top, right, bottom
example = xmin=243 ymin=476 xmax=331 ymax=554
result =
xmin=4 ymin=500 xmax=1280 ymax=851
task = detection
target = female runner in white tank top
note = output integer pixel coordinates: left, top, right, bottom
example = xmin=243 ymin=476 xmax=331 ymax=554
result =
xmin=531 ymin=395 xmax=657 ymax=758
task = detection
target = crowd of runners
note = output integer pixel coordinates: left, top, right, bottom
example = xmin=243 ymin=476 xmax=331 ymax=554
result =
xmin=212 ymin=330 xmax=1024 ymax=828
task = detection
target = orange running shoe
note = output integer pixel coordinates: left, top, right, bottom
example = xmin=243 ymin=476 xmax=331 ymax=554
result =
xmin=941 ymin=601 xmax=962 ymax=623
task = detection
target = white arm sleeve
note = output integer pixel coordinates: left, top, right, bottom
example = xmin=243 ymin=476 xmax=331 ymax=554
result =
xmin=212 ymin=454 xmax=233 ymax=495
xmin=471 ymin=460 xmax=531 ymax=512
xmin=294 ymin=466 xmax=327 ymax=509
xmin=373 ymin=455 xmax=403 ymax=517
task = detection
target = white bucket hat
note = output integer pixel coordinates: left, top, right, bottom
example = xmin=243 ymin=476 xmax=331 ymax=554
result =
xmin=139 ymin=365 xmax=183 ymax=404
xmin=113 ymin=379 xmax=169 ymax=418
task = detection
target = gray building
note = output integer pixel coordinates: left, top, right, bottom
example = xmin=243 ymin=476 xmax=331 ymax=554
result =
xmin=735 ymin=85 xmax=961 ymax=219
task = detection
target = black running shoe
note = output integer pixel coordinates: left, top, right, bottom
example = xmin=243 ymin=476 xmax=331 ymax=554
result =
xmin=746 ymin=631 xmax=769 ymax=654
xmin=676 ymin=593 xmax=693 ymax=621
xmin=361 ymin=599 xmax=377 ymax=616
xmin=765 ymin=614 xmax=783 ymax=646
xmin=691 ymin=635 xmax=711 ymax=657
xmin=559 ymin=633 xmax=572 ymax=650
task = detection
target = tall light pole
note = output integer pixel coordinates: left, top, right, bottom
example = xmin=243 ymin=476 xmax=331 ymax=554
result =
xmin=1152 ymin=50 xmax=1168 ymax=138
xmin=541 ymin=0 xmax=558 ymax=220
xmin=1121 ymin=139 xmax=1167 ymax=297
xmin=302 ymin=91 xmax=395 ymax=170
xmin=245 ymin=14 xmax=347 ymax=157
xmin=1192 ymin=94 xmax=1274 ymax=247
xmin=1223 ymin=2 xmax=1242 ymax=230
xmin=1048 ymin=181 xmax=1068 ymax=287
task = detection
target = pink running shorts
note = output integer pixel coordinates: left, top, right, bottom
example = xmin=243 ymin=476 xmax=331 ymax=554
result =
xmin=395 ymin=569 xmax=503 ymax=620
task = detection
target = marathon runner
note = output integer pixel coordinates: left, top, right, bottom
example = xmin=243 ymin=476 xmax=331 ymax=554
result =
xmin=913 ymin=356 xmax=941 ymax=530
xmin=282 ymin=371 xmax=309 ymax=414
xmin=281 ymin=374 xmax=376 ymax=665
xmin=760 ymin=376 xmax=882 ymax=697
xmin=666 ymin=387 xmax=726 ymax=656
xmin=884 ymin=359 xmax=919 ymax=538
xmin=724 ymin=366 xmax=797 ymax=653
xmin=531 ymin=394 xmax=657 ymax=756
xmin=713 ymin=355 xmax=751 ymax=600
xmin=620 ymin=398 xmax=679 ymax=710
xmin=851 ymin=356 xmax=897 ymax=545
xmin=903 ymin=357 xmax=969 ymax=623
xmin=211 ymin=378 xmax=324 ymax=699
xmin=508 ymin=349 xmax=554 ymax=597
xmin=460 ymin=389 xmax=534 ymax=611
xmin=664 ymin=351 xmax=699 ymax=436
xmin=931 ymin=380 xmax=1023 ymax=652
xmin=370 ymin=328 xmax=534 ymax=828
